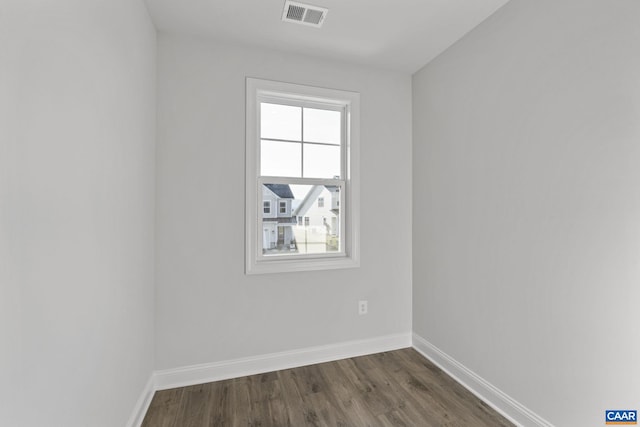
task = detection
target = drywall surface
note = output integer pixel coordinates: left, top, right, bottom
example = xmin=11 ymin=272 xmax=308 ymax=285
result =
xmin=412 ymin=0 xmax=640 ymax=426
xmin=0 ymin=1 xmax=156 ymax=426
xmin=155 ymin=34 xmax=412 ymax=370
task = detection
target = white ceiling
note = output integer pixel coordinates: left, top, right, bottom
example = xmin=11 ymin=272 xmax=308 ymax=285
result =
xmin=144 ymin=0 xmax=511 ymax=73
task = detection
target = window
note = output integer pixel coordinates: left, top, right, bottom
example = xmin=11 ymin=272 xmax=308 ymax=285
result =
xmin=246 ymin=78 xmax=360 ymax=274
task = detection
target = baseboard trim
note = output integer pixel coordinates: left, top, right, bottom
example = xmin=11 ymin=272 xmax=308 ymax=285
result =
xmin=154 ymin=332 xmax=412 ymax=391
xmin=412 ymin=333 xmax=554 ymax=427
xmin=126 ymin=374 xmax=156 ymax=427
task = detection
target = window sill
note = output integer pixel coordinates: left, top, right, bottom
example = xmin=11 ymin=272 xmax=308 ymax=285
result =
xmin=246 ymin=255 xmax=359 ymax=275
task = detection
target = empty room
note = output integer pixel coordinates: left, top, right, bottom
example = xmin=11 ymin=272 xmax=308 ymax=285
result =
xmin=2 ymin=0 xmax=638 ymax=426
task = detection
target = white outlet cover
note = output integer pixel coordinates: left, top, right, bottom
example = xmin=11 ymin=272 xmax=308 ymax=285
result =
xmin=358 ymin=300 xmax=368 ymax=315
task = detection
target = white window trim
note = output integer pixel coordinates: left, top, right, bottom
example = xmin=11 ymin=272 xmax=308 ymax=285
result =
xmin=263 ymin=200 xmax=271 ymax=214
xmin=245 ymin=77 xmax=360 ymax=274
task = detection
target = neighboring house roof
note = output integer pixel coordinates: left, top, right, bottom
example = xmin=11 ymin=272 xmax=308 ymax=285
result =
xmin=293 ymin=184 xmax=341 ymax=217
xmin=292 ymin=185 xmax=324 ymax=217
xmin=264 ymin=184 xmax=294 ymax=199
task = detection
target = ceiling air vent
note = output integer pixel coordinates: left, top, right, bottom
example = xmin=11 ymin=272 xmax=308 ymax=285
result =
xmin=282 ymin=1 xmax=328 ymax=28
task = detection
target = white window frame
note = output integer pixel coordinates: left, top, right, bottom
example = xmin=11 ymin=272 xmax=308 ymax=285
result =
xmin=263 ymin=200 xmax=271 ymax=214
xmin=246 ymin=77 xmax=360 ymax=274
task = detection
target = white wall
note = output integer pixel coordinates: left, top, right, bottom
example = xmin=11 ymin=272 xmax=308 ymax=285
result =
xmin=155 ymin=34 xmax=412 ymax=370
xmin=412 ymin=1 xmax=640 ymax=426
xmin=0 ymin=1 xmax=156 ymax=426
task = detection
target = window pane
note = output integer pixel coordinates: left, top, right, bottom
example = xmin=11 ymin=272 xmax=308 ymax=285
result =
xmin=261 ymin=103 xmax=301 ymax=141
xmin=303 ymin=108 xmax=341 ymax=144
xmin=303 ymin=143 xmax=341 ymax=179
xmin=262 ymin=183 xmax=341 ymax=256
xmin=261 ymin=140 xmax=301 ymax=177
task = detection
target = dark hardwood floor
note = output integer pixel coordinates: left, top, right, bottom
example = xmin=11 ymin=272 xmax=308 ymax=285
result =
xmin=142 ymin=348 xmax=513 ymax=427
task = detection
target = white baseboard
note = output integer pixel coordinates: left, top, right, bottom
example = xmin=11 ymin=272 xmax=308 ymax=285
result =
xmin=126 ymin=375 xmax=156 ymax=427
xmin=412 ymin=333 xmax=554 ymax=427
xmin=154 ymin=332 xmax=412 ymax=391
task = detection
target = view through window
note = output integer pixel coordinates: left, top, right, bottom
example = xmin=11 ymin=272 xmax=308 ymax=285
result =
xmin=259 ymin=101 xmax=343 ymax=257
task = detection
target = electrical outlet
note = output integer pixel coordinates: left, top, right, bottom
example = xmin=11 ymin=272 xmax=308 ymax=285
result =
xmin=358 ymin=300 xmax=368 ymax=315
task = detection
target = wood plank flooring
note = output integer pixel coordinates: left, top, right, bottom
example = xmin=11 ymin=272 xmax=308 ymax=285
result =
xmin=142 ymin=348 xmax=513 ymax=427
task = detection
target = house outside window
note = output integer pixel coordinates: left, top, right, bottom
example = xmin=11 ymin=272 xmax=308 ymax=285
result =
xmin=245 ymin=78 xmax=360 ymax=274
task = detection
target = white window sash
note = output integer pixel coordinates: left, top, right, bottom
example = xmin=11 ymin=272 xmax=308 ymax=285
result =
xmin=246 ymin=77 xmax=360 ymax=274
xmin=256 ymin=177 xmax=346 ymax=262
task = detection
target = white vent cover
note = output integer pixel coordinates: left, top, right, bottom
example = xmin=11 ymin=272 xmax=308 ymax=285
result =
xmin=282 ymin=1 xmax=328 ymax=28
